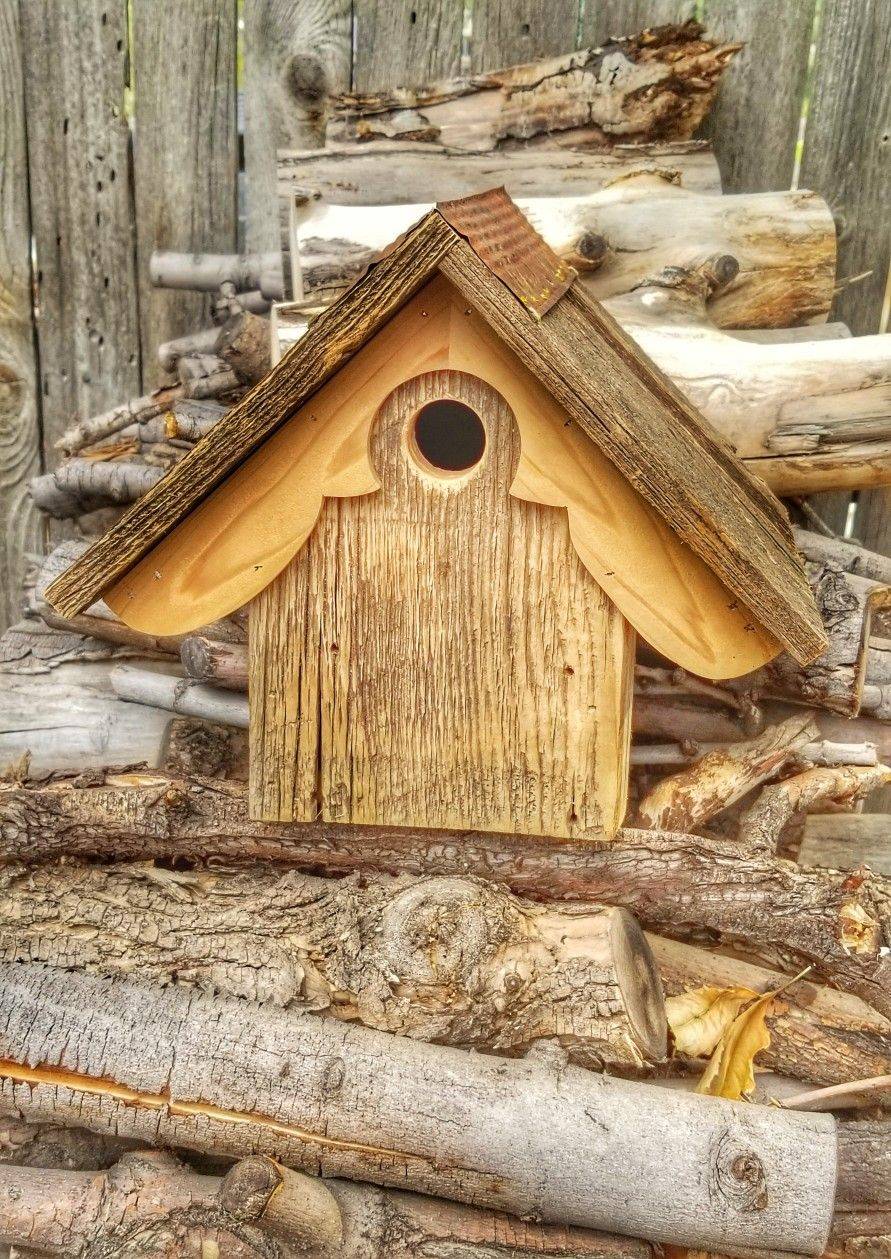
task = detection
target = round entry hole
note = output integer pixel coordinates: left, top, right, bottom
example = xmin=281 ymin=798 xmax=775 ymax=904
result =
xmin=411 ymin=399 xmax=486 ymax=473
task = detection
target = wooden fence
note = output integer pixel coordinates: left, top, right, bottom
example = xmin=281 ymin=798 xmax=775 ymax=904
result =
xmin=0 ymin=0 xmax=888 ymax=632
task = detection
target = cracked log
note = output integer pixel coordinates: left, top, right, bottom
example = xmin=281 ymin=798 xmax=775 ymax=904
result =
xmin=287 ymin=174 xmax=835 ymax=328
xmin=1 ymin=773 xmax=889 ymax=1016
xmin=0 ymin=864 xmax=667 ymax=1071
xmin=634 ymin=713 xmax=819 ymax=831
xmin=0 ymin=963 xmax=836 ymax=1256
xmin=0 ymin=1149 xmax=658 ymax=1259
xmin=328 ymin=24 xmax=738 ymax=151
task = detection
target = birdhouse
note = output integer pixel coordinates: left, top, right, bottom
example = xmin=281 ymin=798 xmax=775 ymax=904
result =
xmin=47 ymin=190 xmax=826 ymax=839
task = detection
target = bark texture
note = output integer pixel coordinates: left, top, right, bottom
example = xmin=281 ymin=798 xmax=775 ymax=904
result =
xmin=0 ymin=864 xmax=667 ymax=1070
xmin=0 ymin=963 xmax=837 ymax=1257
xmin=1 ymin=773 xmax=889 ymax=1017
xmin=739 ymin=765 xmax=891 ymax=852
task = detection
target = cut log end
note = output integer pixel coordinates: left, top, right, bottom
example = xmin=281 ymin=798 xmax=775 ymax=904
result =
xmin=610 ymin=907 xmax=668 ymax=1064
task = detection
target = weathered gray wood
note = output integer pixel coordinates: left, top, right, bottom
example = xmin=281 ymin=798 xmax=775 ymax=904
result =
xmin=353 ymin=0 xmax=463 ymax=90
xmin=579 ymin=2 xmax=697 ymax=46
xmin=131 ymin=0 xmax=238 ymax=387
xmin=702 ymin=0 xmax=817 ymax=192
xmin=243 ymin=0 xmax=351 ymax=251
xmin=799 ymin=814 xmax=891 ymax=876
xmin=18 ymin=0 xmax=141 ymax=453
xmin=470 ymin=0 xmax=579 ymax=70
xmin=0 ymin=963 xmax=838 ymax=1256
xmin=0 ymin=0 xmax=42 ymax=634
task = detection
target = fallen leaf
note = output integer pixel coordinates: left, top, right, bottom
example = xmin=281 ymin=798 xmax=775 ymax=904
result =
xmin=666 ymin=985 xmax=758 ymax=1058
xmin=696 ymin=991 xmax=774 ymax=1099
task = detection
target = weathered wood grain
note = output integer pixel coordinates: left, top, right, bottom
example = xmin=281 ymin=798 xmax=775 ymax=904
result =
xmin=243 ymin=0 xmax=351 ymax=250
xmin=131 ymin=0 xmax=238 ymax=386
xmin=702 ymin=0 xmax=817 ymax=192
xmin=250 ymin=369 xmax=634 ymax=836
xmin=352 ymin=0 xmax=463 ymax=90
xmin=470 ymin=0 xmax=579 ymax=69
xmin=579 ymin=2 xmax=697 ymax=46
xmin=0 ymin=0 xmax=42 ymax=633
xmin=799 ymin=814 xmax=891 ymax=876
xmin=18 ymin=0 xmax=141 ymax=454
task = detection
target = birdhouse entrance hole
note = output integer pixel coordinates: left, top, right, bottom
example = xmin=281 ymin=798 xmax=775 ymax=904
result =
xmin=410 ymin=399 xmax=486 ymax=476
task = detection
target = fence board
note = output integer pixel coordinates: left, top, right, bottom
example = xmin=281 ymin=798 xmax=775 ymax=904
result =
xmin=0 ymin=0 xmax=42 ymax=632
xmin=352 ymin=1 xmax=463 ymax=89
xmin=243 ymin=0 xmax=352 ymax=251
xmin=470 ymin=0 xmax=579 ymax=68
xmin=702 ymin=0 xmax=816 ymax=193
xmin=800 ymin=0 xmax=891 ymax=804
xmin=131 ymin=0 xmax=238 ymax=386
xmin=579 ymin=0 xmax=696 ymax=46
xmin=19 ymin=0 xmax=141 ymax=459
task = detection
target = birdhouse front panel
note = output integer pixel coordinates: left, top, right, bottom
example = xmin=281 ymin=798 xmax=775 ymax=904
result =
xmin=249 ymin=369 xmax=635 ymax=838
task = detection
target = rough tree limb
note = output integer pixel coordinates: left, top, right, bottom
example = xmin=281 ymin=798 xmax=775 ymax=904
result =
xmin=0 ymin=963 xmax=836 ymax=1257
xmin=0 ymin=1149 xmax=659 ymax=1259
xmin=635 ymin=713 xmax=819 ymax=831
xmin=327 ymin=24 xmax=739 ymax=151
xmin=30 ymin=459 xmax=165 ymax=519
xmin=739 ymin=764 xmax=891 ymax=852
xmin=1 ymin=773 xmax=888 ymax=1016
xmin=0 ymin=864 xmax=667 ymax=1071
xmin=649 ymin=935 xmax=891 ymax=1096
xmin=288 ymin=174 xmax=835 ymax=328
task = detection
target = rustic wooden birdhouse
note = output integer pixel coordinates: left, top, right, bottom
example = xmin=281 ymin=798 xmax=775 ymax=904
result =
xmin=47 ymin=190 xmax=826 ymax=839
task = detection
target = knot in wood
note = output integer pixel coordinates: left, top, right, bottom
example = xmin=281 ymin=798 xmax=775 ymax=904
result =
xmin=709 ymin=1129 xmax=768 ymax=1213
xmin=378 ymin=878 xmax=501 ymax=986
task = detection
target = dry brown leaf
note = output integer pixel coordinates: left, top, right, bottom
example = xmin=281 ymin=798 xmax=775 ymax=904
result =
xmin=695 ymin=968 xmax=809 ymax=1100
xmin=666 ymin=985 xmax=758 ymax=1058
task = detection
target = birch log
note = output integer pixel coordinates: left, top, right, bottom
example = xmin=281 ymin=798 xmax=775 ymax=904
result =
xmin=0 ymin=963 xmax=836 ymax=1256
xmin=327 ymin=24 xmax=738 ymax=151
xmin=288 ymin=175 xmax=835 ymax=328
xmin=1 ymin=774 xmax=888 ymax=1015
xmin=0 ymin=864 xmax=667 ymax=1070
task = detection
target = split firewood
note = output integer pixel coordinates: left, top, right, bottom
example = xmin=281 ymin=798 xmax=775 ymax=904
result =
xmin=287 ymin=174 xmax=835 ymax=328
xmin=739 ymin=763 xmax=891 ymax=852
xmin=0 ymin=1149 xmax=662 ymax=1259
xmin=2 ymin=773 xmax=888 ymax=1015
xmin=634 ymin=713 xmax=819 ymax=831
xmin=328 ymin=24 xmax=739 ymax=152
xmin=0 ymin=865 xmax=667 ymax=1071
xmin=649 ymin=935 xmax=891 ymax=1095
xmin=0 ymin=962 xmax=836 ymax=1257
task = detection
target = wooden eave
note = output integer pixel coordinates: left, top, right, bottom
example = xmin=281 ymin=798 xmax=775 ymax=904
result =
xmin=46 ymin=199 xmax=826 ymax=666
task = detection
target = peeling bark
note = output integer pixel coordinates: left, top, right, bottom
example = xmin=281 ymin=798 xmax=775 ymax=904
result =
xmin=635 ymin=713 xmax=819 ymax=831
xmin=0 ymin=864 xmax=667 ymax=1071
xmin=1 ymin=773 xmax=889 ymax=1016
xmin=0 ymin=963 xmax=837 ymax=1257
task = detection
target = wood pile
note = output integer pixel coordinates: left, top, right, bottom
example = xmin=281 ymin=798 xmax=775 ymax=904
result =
xmin=0 ymin=22 xmax=889 ymax=1259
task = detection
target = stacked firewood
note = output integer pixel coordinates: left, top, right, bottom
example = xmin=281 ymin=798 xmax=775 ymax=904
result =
xmin=0 ymin=23 xmax=889 ymax=1259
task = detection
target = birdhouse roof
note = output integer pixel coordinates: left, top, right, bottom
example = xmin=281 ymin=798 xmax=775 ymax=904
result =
xmin=47 ymin=188 xmax=826 ymax=665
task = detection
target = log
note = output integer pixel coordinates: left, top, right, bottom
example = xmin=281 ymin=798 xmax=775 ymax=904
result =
xmin=0 ymin=963 xmax=836 ymax=1256
xmin=649 ymin=934 xmax=891 ymax=1096
xmin=635 ymin=713 xmax=819 ymax=831
xmin=0 ymin=1150 xmax=657 ymax=1259
xmin=29 ymin=459 xmax=165 ymax=519
xmin=632 ymin=739 xmax=878 ymax=768
xmin=739 ymin=764 xmax=891 ymax=851
xmin=2 ymin=773 xmax=889 ymax=1016
xmin=180 ymin=633 xmax=247 ymax=688
xmin=149 ymin=249 xmax=283 ymax=298
xmin=288 ymin=174 xmax=836 ymax=328
xmin=0 ymin=863 xmax=666 ymax=1070
xmin=156 ymin=326 xmax=222 ymax=372
xmin=110 ymin=664 xmax=249 ymax=727
xmin=215 ymin=309 xmax=274 ymax=385
xmin=328 ymin=24 xmax=739 ymax=151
